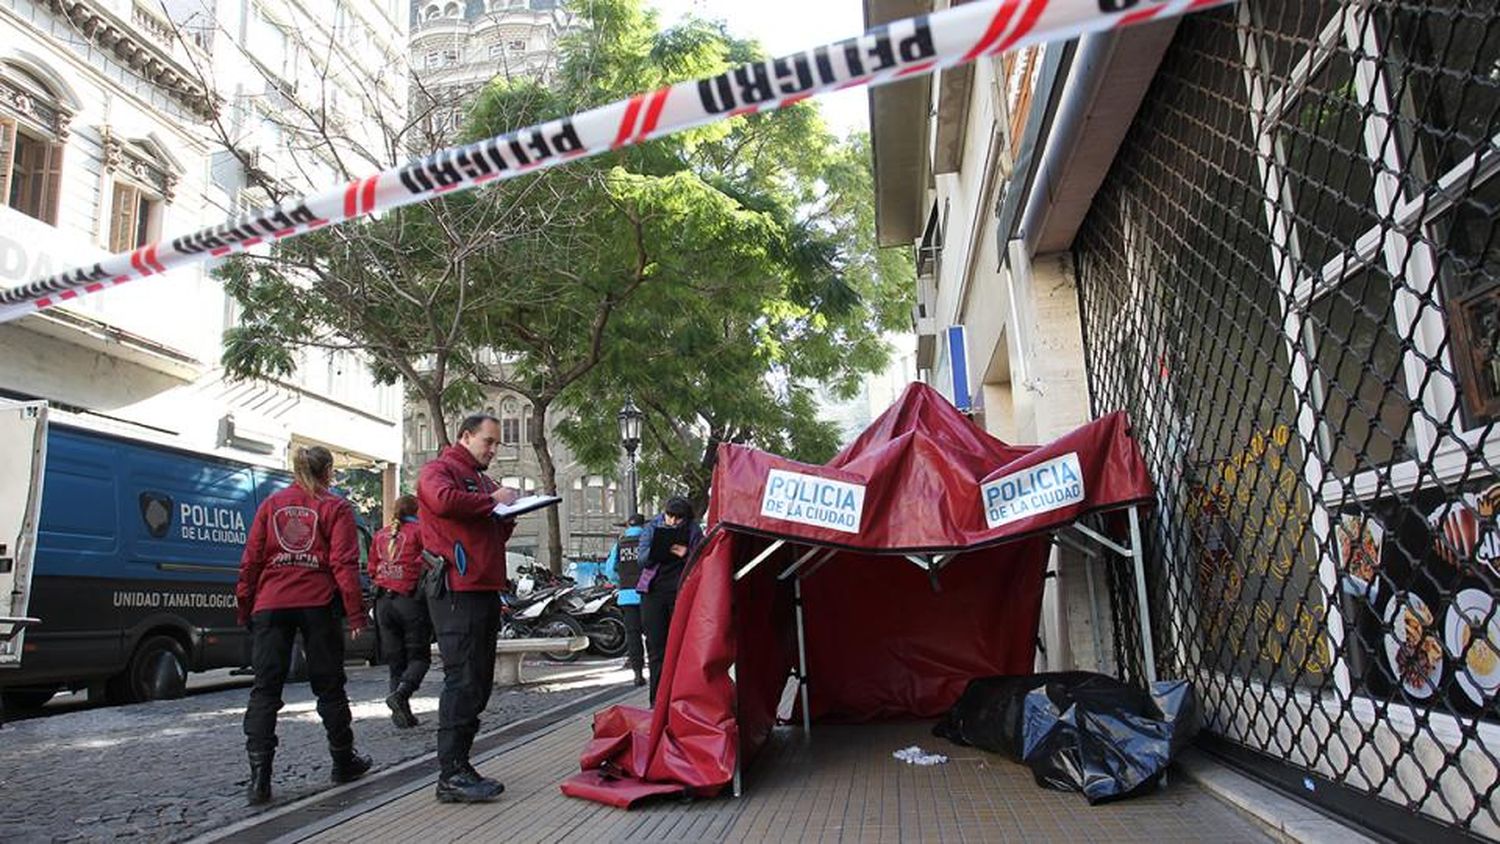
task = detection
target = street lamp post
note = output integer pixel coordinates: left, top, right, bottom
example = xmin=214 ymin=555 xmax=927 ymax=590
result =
xmin=617 ymin=397 xmax=643 ymax=518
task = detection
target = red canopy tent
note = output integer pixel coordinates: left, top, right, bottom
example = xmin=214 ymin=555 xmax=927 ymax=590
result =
xmin=561 ymin=383 xmax=1155 ymax=807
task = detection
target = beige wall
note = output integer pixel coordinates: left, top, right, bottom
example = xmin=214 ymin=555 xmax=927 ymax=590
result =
xmin=1006 ymin=252 xmax=1092 ymax=444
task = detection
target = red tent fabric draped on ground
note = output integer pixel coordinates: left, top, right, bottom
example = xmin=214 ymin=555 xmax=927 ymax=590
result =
xmin=561 ymin=383 xmax=1154 ymax=807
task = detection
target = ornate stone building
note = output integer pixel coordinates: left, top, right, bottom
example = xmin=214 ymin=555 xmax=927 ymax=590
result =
xmin=0 ymin=0 xmax=407 ymax=508
xmin=408 ymin=0 xmax=576 ymax=138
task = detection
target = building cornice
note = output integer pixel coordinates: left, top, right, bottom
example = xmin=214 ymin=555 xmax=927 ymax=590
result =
xmin=43 ymin=0 xmax=217 ymax=120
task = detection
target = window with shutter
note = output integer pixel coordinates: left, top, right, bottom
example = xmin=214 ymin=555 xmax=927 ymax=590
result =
xmin=7 ymin=129 xmax=56 ymax=222
xmin=107 ymin=181 xmax=160 ymax=252
xmin=41 ymin=141 xmax=62 ymax=224
xmin=0 ymin=62 xmax=68 ymax=225
xmin=0 ymin=118 xmax=14 ymax=210
xmin=109 ymin=182 xmax=139 ymax=251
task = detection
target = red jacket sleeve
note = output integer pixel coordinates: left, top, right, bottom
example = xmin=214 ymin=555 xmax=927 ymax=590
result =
xmin=236 ymin=503 xmax=269 ymax=626
xmin=327 ymin=501 xmax=366 ymax=629
xmin=419 ymin=462 xmax=495 ymax=519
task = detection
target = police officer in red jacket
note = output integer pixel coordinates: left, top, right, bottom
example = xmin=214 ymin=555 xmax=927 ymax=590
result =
xmin=236 ymin=446 xmax=372 ymax=806
xmin=418 ymin=414 xmax=521 ymax=803
xmin=369 ymin=494 xmax=429 ymax=729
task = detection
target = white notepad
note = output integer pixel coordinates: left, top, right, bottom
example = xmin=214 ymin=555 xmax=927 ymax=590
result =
xmin=491 ymin=494 xmax=562 ymax=519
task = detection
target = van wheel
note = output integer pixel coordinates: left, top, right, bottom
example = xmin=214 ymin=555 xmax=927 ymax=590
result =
xmin=113 ymin=635 xmax=189 ymax=703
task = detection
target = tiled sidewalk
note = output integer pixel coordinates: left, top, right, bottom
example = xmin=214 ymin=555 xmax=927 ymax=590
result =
xmin=297 ymin=689 xmax=1274 ymax=843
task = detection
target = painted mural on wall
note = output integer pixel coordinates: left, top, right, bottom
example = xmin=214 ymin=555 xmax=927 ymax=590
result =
xmin=1339 ymin=480 xmax=1500 ymax=712
xmin=1188 ymin=424 xmax=1331 ymax=685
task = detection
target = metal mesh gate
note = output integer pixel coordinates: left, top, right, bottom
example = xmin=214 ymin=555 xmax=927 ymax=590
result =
xmin=1073 ymin=1 xmax=1500 ymax=838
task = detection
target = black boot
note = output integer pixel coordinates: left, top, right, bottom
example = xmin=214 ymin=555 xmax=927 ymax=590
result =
xmin=246 ymin=751 xmax=273 ymax=806
xmin=330 ymin=744 xmax=373 ymax=783
xmin=632 ymin=666 xmax=646 ymax=688
xmin=435 ymin=763 xmax=505 ymax=803
xmin=385 ymin=682 xmax=419 ymax=729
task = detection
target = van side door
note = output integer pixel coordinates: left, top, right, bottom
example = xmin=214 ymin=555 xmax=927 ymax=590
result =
xmin=0 ymin=401 xmax=47 ymax=667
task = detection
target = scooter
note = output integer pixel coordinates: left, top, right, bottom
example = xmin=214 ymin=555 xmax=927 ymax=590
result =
xmin=573 ymin=580 xmax=627 ymax=657
xmin=501 ymin=567 xmax=586 ymax=661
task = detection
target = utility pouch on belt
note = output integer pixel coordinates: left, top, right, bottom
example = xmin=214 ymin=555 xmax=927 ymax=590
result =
xmin=419 ymin=550 xmax=449 ymax=600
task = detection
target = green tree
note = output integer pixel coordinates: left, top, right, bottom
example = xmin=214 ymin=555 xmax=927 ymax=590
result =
xmin=554 ymin=130 xmax=914 ymax=510
xmin=215 ymin=0 xmax=911 ymax=566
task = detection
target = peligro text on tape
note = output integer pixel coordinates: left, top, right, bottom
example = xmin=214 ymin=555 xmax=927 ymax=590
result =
xmin=0 ymin=0 xmax=1232 ymax=325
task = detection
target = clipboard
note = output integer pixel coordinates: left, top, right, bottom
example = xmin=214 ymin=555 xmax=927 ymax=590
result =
xmin=492 ymin=494 xmax=563 ymax=520
xmin=649 ymin=523 xmax=689 ymax=561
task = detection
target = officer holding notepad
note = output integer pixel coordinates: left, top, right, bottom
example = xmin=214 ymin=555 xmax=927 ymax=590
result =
xmin=416 ymin=413 xmax=521 ymax=804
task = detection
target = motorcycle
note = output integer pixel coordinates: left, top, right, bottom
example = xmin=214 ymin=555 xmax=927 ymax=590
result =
xmin=573 ymin=579 xmax=627 ymax=658
xmin=501 ymin=566 xmax=585 ymax=661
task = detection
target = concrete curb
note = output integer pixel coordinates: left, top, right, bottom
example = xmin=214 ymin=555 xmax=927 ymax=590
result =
xmin=1177 ymin=749 xmax=1381 ymax=844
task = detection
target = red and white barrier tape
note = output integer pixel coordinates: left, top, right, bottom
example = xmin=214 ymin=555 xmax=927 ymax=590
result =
xmin=0 ymin=0 xmax=1229 ymax=325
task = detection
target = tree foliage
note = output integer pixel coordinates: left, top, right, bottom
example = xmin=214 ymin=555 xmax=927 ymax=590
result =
xmin=215 ymin=0 xmax=912 ymax=559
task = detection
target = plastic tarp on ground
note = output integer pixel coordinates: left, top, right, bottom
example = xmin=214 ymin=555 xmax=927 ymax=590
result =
xmin=561 ymin=383 xmax=1153 ymax=807
xmin=933 ymin=672 xmax=1202 ymax=804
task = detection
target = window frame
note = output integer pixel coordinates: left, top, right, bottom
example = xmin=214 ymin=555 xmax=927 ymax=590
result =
xmin=0 ymin=114 xmax=63 ymax=226
xmin=107 ymin=179 xmax=163 ymax=252
xmin=500 ymin=398 xmax=523 ymax=446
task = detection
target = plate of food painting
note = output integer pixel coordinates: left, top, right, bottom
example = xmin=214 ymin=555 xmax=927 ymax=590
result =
xmin=1383 ymin=593 xmax=1443 ymax=700
xmin=1429 ymin=497 xmax=1481 ymax=568
xmin=1336 ymin=513 xmax=1382 ymax=601
xmin=1445 ymin=589 xmax=1500 ymax=706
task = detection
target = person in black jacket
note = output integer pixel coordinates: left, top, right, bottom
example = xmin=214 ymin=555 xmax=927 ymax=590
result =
xmin=634 ymin=497 xmax=703 ymax=705
xmin=602 ymin=514 xmax=647 ymax=687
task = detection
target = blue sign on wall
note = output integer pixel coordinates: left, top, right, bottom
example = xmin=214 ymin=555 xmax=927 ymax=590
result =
xmin=947 ymin=325 xmax=971 ymax=412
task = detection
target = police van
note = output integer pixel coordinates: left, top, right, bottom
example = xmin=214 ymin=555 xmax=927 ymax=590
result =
xmin=0 ymin=401 xmax=373 ymax=710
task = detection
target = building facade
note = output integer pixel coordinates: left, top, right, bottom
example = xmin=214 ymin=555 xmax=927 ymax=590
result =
xmin=408 ymin=0 xmax=575 ymax=139
xmin=874 ymin=0 xmax=1500 ymax=838
xmin=0 ymin=0 xmax=407 ymax=508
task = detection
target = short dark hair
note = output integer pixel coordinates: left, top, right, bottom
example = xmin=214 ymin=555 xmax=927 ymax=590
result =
xmin=627 ymin=513 xmax=645 ymax=526
xmin=664 ymin=497 xmax=694 ymax=519
xmin=456 ymin=413 xmax=500 ymax=440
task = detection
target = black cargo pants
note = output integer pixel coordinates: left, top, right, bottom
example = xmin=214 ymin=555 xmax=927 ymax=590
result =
xmin=376 ymin=591 xmax=432 ymax=691
xmin=427 ymin=591 xmax=501 ymax=775
xmin=243 ymin=605 xmax=353 ymax=754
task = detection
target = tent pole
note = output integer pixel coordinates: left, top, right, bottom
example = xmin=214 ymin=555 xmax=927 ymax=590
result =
xmin=794 ymin=578 xmax=811 ymax=737
xmin=1127 ymin=505 xmax=1158 ymax=684
xmin=1070 ymin=522 xmax=1131 ymax=558
xmin=1083 ymin=550 xmax=1105 ymax=673
xmin=778 ymin=545 xmax=824 ymax=580
xmin=797 ymin=549 xmax=838 ymax=582
xmin=735 ymin=539 xmax=785 ymax=581
xmin=731 ymin=659 xmax=743 ymax=797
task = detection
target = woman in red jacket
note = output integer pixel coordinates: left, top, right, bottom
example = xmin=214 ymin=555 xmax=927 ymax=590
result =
xmin=369 ymin=494 xmax=429 ymax=729
xmin=236 ymin=445 xmax=372 ymax=806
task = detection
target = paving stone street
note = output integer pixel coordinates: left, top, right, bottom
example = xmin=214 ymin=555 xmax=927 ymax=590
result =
xmin=0 ymin=657 xmax=631 ymax=843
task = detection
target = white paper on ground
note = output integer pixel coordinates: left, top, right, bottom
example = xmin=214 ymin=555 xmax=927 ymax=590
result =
xmin=893 ymin=745 xmax=949 ymax=766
